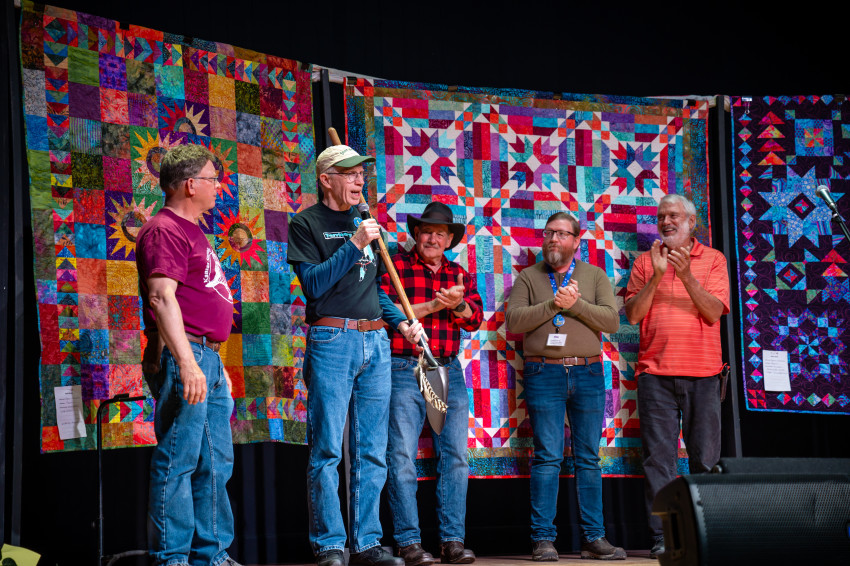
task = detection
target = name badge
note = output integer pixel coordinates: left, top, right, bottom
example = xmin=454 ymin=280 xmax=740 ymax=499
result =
xmin=547 ymin=333 xmax=567 ymax=347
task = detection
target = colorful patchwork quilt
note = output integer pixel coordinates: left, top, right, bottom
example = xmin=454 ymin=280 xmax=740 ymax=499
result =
xmin=20 ymin=1 xmax=315 ymax=451
xmin=346 ymin=79 xmax=711 ymax=476
xmin=731 ymin=96 xmax=850 ymax=414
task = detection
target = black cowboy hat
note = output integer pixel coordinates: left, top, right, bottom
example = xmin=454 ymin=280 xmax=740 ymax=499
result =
xmin=406 ymin=202 xmax=466 ymax=249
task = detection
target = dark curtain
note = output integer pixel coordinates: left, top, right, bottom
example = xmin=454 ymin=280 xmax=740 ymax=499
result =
xmin=2 ymin=0 xmax=27 ymax=548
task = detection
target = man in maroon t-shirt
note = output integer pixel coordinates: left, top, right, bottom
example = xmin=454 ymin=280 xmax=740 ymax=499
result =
xmin=136 ymin=144 xmax=241 ymax=566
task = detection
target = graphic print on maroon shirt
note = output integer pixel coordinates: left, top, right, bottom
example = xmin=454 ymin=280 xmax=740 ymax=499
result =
xmin=136 ymin=208 xmax=234 ymax=343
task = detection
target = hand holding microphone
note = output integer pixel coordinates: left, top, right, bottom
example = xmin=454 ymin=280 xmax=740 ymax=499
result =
xmin=353 ymin=202 xmax=381 ymax=253
xmin=351 ymin=217 xmax=381 ymax=251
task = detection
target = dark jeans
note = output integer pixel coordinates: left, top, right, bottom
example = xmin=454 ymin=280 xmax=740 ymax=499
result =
xmin=637 ymin=372 xmax=721 ymax=538
xmin=524 ymin=361 xmax=607 ymax=542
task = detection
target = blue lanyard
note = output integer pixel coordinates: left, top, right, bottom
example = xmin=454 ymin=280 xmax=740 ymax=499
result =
xmin=547 ymin=258 xmax=576 ymax=294
xmin=547 ymin=259 xmax=575 ymax=331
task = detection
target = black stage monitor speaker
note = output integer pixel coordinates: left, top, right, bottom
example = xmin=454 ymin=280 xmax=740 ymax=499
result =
xmin=652 ymin=458 xmax=850 ymax=566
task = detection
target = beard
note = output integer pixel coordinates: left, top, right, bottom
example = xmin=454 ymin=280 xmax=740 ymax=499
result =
xmin=661 ymin=230 xmax=690 ymax=250
xmin=543 ymin=243 xmax=572 ymax=268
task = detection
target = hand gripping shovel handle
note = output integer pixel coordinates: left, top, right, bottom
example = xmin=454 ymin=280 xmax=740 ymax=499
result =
xmin=327 ymin=128 xmax=439 ymax=369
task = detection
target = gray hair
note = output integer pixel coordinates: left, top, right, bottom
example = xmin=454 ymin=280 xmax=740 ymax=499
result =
xmin=659 ymin=194 xmax=697 ymax=217
xmin=160 ymin=144 xmax=216 ymax=192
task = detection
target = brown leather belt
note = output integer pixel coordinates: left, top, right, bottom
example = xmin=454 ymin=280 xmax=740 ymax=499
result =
xmin=312 ymin=317 xmax=384 ymax=332
xmin=145 ymin=330 xmax=223 ymax=353
xmin=185 ymin=332 xmax=223 ymax=353
xmin=525 ymin=355 xmax=601 ymax=366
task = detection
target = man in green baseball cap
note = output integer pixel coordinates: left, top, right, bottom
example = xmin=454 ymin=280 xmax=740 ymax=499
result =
xmin=288 ymin=144 xmax=424 ymax=566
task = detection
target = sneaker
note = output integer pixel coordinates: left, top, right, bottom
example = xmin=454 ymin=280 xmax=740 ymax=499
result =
xmin=317 ymin=549 xmax=345 ymax=566
xmin=650 ymin=536 xmax=665 ymax=559
xmin=350 ymin=546 xmax=404 ymax=566
xmin=580 ymin=537 xmax=626 ymax=560
xmin=398 ymin=543 xmax=437 ymax=566
xmin=531 ymin=540 xmax=559 ymax=562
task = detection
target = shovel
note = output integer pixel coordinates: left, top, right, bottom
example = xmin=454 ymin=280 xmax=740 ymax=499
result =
xmin=328 ymin=128 xmax=449 ymax=433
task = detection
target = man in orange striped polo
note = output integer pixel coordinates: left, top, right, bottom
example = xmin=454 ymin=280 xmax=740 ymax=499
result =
xmin=624 ymin=194 xmax=730 ymax=559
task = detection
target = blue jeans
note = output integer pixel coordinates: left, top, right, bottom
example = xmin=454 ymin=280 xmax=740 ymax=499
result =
xmin=523 ymin=361 xmax=606 ymax=543
xmin=148 ymin=342 xmax=235 ymax=566
xmin=304 ymin=323 xmax=391 ymax=554
xmin=637 ymin=372 xmax=721 ymax=538
xmin=387 ymin=356 xmax=470 ymax=546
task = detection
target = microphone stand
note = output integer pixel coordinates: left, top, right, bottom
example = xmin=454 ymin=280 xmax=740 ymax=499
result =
xmin=830 ymin=209 xmax=850 ymax=241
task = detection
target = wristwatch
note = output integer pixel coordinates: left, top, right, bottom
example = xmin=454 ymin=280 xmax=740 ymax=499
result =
xmin=452 ymin=300 xmax=467 ymax=313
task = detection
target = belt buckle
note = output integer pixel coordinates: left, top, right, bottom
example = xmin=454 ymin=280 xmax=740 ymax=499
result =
xmin=356 ymin=319 xmax=367 ymax=332
xmin=562 ymin=356 xmax=578 ymax=367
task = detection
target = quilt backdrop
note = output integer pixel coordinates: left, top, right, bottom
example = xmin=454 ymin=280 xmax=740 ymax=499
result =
xmin=21 ymin=1 xmax=315 ymax=452
xmin=346 ymin=79 xmax=711 ymax=477
xmin=731 ymin=96 xmax=850 ymax=414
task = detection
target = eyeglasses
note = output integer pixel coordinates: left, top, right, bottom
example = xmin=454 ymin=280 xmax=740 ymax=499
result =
xmin=188 ymin=176 xmax=220 ymax=183
xmin=325 ymin=171 xmax=369 ymax=183
xmin=542 ymin=229 xmax=577 ymax=240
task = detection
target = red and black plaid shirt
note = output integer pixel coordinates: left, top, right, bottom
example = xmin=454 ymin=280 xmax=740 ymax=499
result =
xmin=381 ymin=248 xmax=484 ymax=357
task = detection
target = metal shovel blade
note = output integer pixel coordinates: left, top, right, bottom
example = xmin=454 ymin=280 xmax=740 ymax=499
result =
xmin=423 ymin=364 xmax=449 ymax=435
xmin=412 ymin=332 xmax=449 ymax=434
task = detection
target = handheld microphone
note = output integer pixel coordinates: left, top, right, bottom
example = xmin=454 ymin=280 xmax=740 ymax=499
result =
xmin=816 ymin=185 xmax=839 ymax=213
xmin=356 ymin=203 xmax=380 ymax=254
xmin=357 ymin=202 xmax=371 ymax=221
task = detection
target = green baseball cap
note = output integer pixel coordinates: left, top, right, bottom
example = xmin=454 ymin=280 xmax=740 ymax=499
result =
xmin=316 ymin=144 xmax=375 ymax=175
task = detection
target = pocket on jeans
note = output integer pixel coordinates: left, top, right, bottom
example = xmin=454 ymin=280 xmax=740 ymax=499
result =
xmin=522 ymin=361 xmax=543 ymax=378
xmin=391 ymin=357 xmax=412 ymax=371
xmin=587 ymin=361 xmax=604 ymax=376
xmin=192 ymin=343 xmax=204 ymax=363
xmin=309 ymin=326 xmax=342 ymax=343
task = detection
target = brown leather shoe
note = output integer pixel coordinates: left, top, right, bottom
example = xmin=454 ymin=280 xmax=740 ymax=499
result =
xmin=440 ymin=542 xmax=475 ymax=564
xmin=580 ymin=537 xmax=626 ymax=560
xmin=398 ymin=543 xmax=437 ymax=566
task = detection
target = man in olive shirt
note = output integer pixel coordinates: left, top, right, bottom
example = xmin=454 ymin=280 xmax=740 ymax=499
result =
xmin=506 ymin=212 xmax=625 ymax=561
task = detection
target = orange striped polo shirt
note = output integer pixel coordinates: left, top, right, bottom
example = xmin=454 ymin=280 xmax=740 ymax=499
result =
xmin=625 ymin=239 xmax=730 ymax=377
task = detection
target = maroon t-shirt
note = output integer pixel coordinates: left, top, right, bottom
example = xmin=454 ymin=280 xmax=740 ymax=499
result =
xmin=136 ymin=208 xmax=233 ymax=342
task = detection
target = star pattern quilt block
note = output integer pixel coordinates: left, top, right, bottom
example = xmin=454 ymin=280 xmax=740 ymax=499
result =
xmin=731 ymin=96 xmax=850 ymax=414
xmin=346 ymin=79 xmax=711 ymax=477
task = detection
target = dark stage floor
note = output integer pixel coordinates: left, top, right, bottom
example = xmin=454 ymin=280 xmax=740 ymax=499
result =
xmin=254 ymin=550 xmax=657 ymax=565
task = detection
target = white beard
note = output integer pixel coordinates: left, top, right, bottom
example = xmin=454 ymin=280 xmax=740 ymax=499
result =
xmin=661 ymin=232 xmax=690 ymax=249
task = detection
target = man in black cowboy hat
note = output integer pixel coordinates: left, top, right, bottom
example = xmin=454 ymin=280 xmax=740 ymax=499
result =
xmin=380 ymin=202 xmax=484 ymax=566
